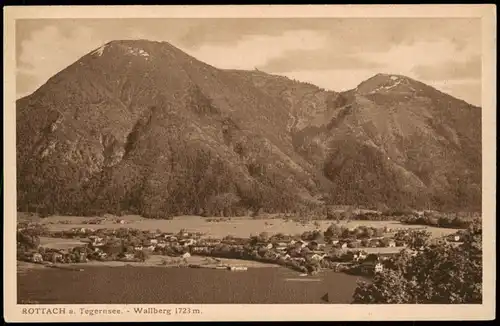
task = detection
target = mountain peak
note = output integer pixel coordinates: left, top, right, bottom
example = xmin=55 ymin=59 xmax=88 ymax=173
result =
xmin=355 ymin=73 xmax=419 ymax=95
xmin=86 ymin=39 xmax=184 ymax=60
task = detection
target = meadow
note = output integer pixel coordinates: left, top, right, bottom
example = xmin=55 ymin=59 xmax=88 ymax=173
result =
xmin=19 ymin=213 xmax=460 ymax=240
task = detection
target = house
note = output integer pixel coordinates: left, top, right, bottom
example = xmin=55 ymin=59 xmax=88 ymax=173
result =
xmin=257 ymin=242 xmax=273 ymax=249
xmin=283 ymin=254 xmax=291 ymax=260
xmin=150 ymin=239 xmax=158 ymax=245
xmin=395 ymin=240 xmax=407 ymax=247
xmin=191 ymin=246 xmax=209 ymax=253
xmin=270 ymin=252 xmax=281 ymax=260
xmin=276 ymin=246 xmax=287 ymax=252
xmin=92 ymin=238 xmax=105 ymax=247
xmin=353 ymin=251 xmax=367 ymax=261
xmin=289 ymin=240 xmax=296 ymax=245
xmin=76 ymin=252 xmax=88 ymax=263
xmin=134 ymin=246 xmax=144 ymax=251
xmin=146 ymin=245 xmax=156 ymax=251
xmin=330 ymin=240 xmax=339 ymax=245
xmin=340 ymin=242 xmax=348 ymax=249
xmin=181 ymin=239 xmax=197 ymax=246
xmin=124 ymin=253 xmax=135 ymax=260
xmin=388 ymin=240 xmax=396 ymax=248
xmin=156 ymin=242 xmax=167 ymax=248
xmin=32 ymin=253 xmax=43 ymax=263
xmin=297 ymin=240 xmax=308 ymax=248
xmin=308 ymin=241 xmax=320 ymax=250
xmin=452 ymin=235 xmax=461 ymax=242
xmin=181 ymin=252 xmax=191 ymax=259
xmin=311 ymin=253 xmax=326 ymax=261
xmin=229 ymin=266 xmax=248 ymax=271
xmin=374 ymin=262 xmax=384 ymax=273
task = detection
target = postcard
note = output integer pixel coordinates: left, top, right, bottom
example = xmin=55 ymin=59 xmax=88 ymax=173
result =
xmin=3 ymin=4 xmax=496 ymax=322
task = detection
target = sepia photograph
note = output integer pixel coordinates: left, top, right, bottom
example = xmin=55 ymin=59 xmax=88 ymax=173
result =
xmin=3 ymin=4 xmax=496 ymax=322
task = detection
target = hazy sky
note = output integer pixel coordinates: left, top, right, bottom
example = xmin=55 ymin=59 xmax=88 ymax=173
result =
xmin=16 ymin=18 xmax=482 ymax=106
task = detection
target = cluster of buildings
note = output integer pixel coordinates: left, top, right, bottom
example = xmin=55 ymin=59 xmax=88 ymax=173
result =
xmin=21 ymin=223 xmax=443 ymax=275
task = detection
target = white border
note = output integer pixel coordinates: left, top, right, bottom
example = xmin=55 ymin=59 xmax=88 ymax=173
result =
xmin=3 ymin=5 xmax=496 ymax=322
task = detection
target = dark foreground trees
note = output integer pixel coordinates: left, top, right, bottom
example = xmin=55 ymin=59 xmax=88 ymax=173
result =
xmin=352 ymin=221 xmax=482 ymax=304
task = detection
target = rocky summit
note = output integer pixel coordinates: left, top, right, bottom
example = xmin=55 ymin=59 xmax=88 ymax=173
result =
xmin=16 ymin=40 xmax=481 ymax=217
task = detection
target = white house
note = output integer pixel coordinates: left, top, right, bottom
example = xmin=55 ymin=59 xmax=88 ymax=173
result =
xmin=150 ymin=239 xmax=158 ymax=245
xmin=388 ymin=240 xmax=396 ymax=248
xmin=124 ymin=253 xmax=135 ymax=260
xmin=32 ymin=253 xmax=43 ymax=263
xmin=181 ymin=252 xmax=191 ymax=259
xmin=374 ymin=262 xmax=384 ymax=273
xmin=311 ymin=254 xmax=326 ymax=261
xmin=340 ymin=242 xmax=348 ymax=249
xmin=181 ymin=239 xmax=196 ymax=247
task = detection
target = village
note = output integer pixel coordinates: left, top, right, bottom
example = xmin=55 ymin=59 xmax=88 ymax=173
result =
xmin=17 ymin=218 xmax=465 ymax=276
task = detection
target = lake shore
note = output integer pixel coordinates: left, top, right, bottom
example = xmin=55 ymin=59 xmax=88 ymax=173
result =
xmin=17 ymin=255 xmax=280 ymax=273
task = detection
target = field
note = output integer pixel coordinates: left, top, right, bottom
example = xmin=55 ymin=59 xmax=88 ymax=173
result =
xmin=19 ymin=213 xmax=460 ymax=239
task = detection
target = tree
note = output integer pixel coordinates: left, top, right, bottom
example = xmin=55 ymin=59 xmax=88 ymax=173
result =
xmin=380 ymin=237 xmax=391 ymax=247
xmin=324 ymin=224 xmax=342 ymax=239
xmin=341 ymin=227 xmax=351 ymax=239
xmin=134 ymin=249 xmax=150 ymax=262
xmin=364 ymin=228 xmax=375 ymax=239
xmin=258 ymin=232 xmax=269 ymax=242
xmin=406 ymin=230 xmax=432 ymax=250
xmin=373 ymin=228 xmax=384 ymax=237
xmin=329 ymin=248 xmax=343 ymax=261
xmin=352 ymin=223 xmax=482 ymax=304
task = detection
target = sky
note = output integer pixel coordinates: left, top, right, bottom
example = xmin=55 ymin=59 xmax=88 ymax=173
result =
xmin=16 ymin=18 xmax=482 ymax=106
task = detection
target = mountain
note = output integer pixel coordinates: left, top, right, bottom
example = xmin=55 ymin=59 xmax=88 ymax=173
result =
xmin=16 ymin=40 xmax=482 ymax=217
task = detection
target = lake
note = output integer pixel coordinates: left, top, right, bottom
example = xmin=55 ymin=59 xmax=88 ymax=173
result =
xmin=18 ymin=266 xmax=367 ymax=304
